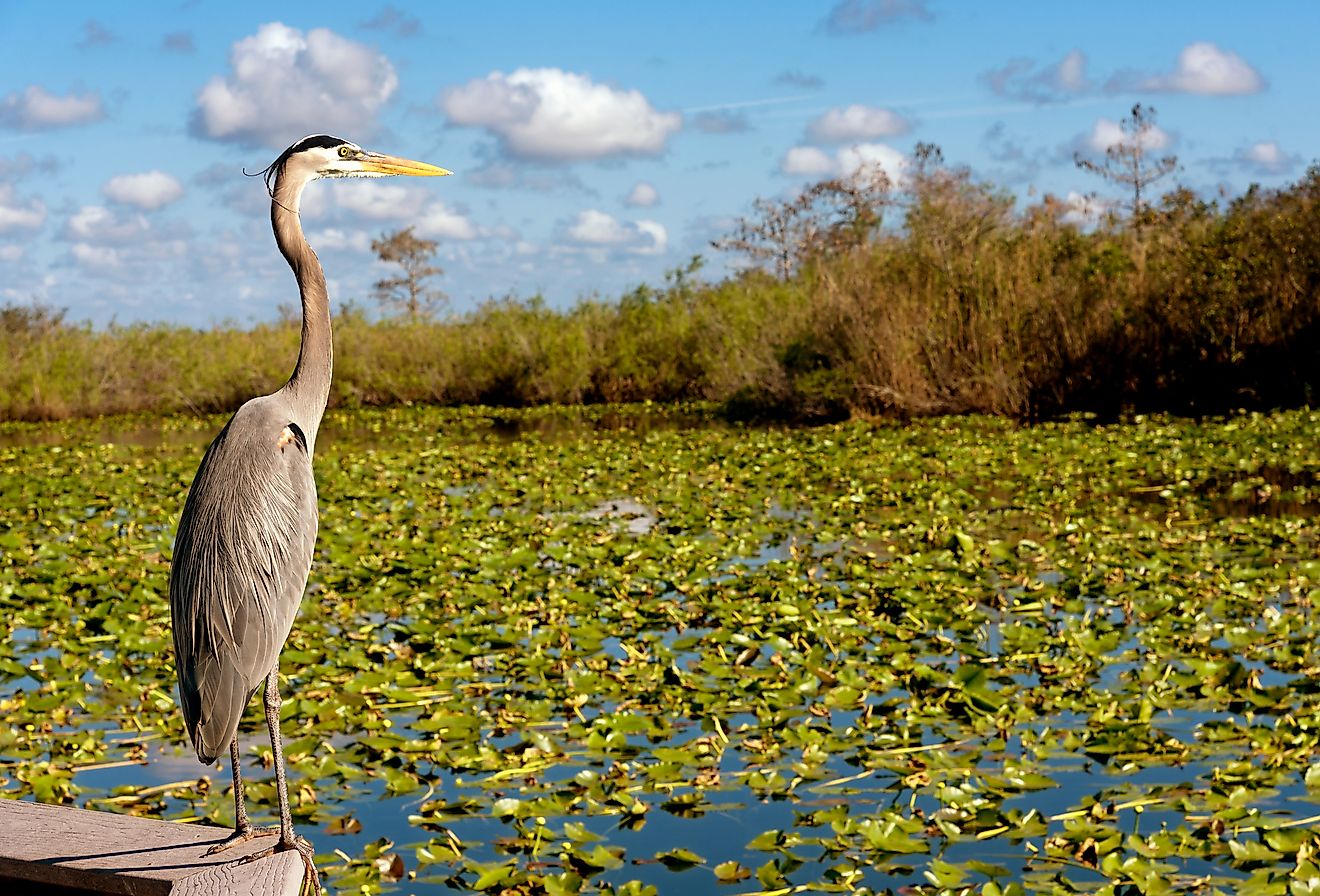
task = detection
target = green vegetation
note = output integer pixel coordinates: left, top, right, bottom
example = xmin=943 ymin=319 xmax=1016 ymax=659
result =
xmin=2 ymin=405 xmax=1319 ymax=894
xmin=4 ymin=147 xmax=1319 ymax=423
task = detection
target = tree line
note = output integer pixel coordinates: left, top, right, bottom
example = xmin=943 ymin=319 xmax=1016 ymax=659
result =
xmin=2 ymin=106 xmax=1317 ymax=423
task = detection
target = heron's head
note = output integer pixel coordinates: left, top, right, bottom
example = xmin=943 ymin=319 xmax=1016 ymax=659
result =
xmin=258 ymin=134 xmax=451 ymax=195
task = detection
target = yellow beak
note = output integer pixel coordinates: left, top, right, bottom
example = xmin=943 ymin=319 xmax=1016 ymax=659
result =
xmin=360 ymin=152 xmax=452 ymax=177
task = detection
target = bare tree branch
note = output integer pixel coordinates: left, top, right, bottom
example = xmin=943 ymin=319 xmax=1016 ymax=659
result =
xmin=713 ymin=165 xmax=894 ymax=278
xmin=1074 ymin=103 xmax=1179 ymax=226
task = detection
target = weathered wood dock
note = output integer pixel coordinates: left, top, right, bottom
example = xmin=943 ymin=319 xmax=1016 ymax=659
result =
xmin=0 ymin=798 xmax=306 ymax=895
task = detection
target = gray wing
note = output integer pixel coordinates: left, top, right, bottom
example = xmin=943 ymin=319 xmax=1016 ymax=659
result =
xmin=169 ymin=398 xmax=318 ymax=764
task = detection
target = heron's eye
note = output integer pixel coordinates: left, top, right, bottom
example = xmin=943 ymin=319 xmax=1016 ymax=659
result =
xmin=338 ymin=146 xmax=354 ymax=159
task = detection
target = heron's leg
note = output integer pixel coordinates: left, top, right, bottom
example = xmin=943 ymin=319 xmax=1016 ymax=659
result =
xmin=231 ymin=738 xmax=252 ymax=835
xmin=238 ymin=668 xmax=321 ymax=894
xmin=264 ymin=667 xmax=295 ymax=845
xmin=204 ymin=738 xmax=280 ymax=855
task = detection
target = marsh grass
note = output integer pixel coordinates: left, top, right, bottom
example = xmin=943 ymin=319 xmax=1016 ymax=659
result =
xmin=4 ymin=163 xmax=1318 ymax=423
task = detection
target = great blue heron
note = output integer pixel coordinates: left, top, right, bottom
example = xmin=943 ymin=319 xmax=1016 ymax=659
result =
xmin=169 ymin=135 xmax=449 ymax=889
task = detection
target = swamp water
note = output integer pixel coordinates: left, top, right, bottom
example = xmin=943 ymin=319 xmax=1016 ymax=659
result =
xmin=1 ymin=404 xmax=1319 ymax=895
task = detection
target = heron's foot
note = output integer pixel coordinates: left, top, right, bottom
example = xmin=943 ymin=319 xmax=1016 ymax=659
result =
xmin=240 ymin=834 xmax=321 ymax=895
xmin=205 ymin=824 xmax=281 ymax=856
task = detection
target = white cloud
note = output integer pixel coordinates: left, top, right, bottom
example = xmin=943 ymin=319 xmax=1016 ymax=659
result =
xmin=807 ymin=104 xmax=909 ymax=143
xmin=306 ymin=228 xmax=372 ymax=253
xmin=562 ymin=209 xmax=666 ymax=255
xmin=0 ymin=183 xmax=47 ymax=233
xmin=838 ymin=143 xmax=907 ymax=181
xmin=781 ymin=143 xmax=907 ymax=182
xmin=441 ymin=67 xmax=681 ymax=162
xmin=1235 ymin=140 xmax=1297 ymax=176
xmin=624 ymin=182 xmax=659 ymax=207
xmin=63 ymin=206 xmax=150 ymax=245
xmin=781 ymin=146 xmax=836 ymax=176
xmin=1141 ymin=42 xmax=1264 ymax=95
xmin=1085 ymin=117 xmax=1171 ymax=154
xmin=305 ymin=180 xmax=477 ymax=240
xmin=1060 ymin=191 xmax=1112 ymax=227
xmin=1055 ymin=50 xmax=1089 ymax=93
xmin=983 ymin=49 xmax=1091 ymax=102
xmin=330 ymin=181 xmax=426 ymax=220
xmin=70 ymin=243 xmax=122 ymax=269
xmin=192 ymin=22 xmax=398 ymax=148
xmin=567 ymin=209 xmax=633 ymax=245
xmin=0 ymin=85 xmax=105 ymax=131
xmin=102 ymin=171 xmax=185 ymax=210
xmin=633 ymin=221 xmax=667 ymax=255
xmin=414 ymin=203 xmax=478 ymax=241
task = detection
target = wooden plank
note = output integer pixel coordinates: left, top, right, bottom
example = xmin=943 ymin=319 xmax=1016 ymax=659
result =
xmin=0 ymin=798 xmax=306 ymax=895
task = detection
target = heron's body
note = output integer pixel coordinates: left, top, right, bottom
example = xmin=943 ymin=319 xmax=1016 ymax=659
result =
xmin=166 ymin=135 xmax=447 ymax=891
xmin=171 ymin=395 xmax=317 ymax=764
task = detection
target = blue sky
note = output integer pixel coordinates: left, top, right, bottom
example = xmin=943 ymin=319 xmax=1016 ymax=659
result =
xmin=0 ymin=1 xmax=1315 ymax=327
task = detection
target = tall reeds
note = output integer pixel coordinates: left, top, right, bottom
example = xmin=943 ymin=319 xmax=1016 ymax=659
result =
xmin=3 ymin=163 xmax=1317 ymax=423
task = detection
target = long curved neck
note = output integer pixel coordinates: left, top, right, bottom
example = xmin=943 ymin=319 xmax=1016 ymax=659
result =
xmin=271 ymin=173 xmax=332 ymax=451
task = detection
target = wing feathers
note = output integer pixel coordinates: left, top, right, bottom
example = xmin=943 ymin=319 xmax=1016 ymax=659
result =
xmin=169 ymin=400 xmax=318 ymax=762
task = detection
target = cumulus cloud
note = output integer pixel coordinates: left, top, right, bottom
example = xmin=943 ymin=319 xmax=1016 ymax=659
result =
xmin=561 ymin=209 xmax=667 ymax=255
xmin=781 ymin=143 xmax=907 ymax=183
xmin=63 ymin=212 xmax=192 ymax=272
xmin=304 ymin=180 xmax=477 ymax=241
xmin=1083 ymin=116 xmax=1172 ymax=155
xmin=781 ymin=146 xmax=837 ymax=177
xmin=807 ymin=104 xmax=909 ymax=143
xmin=838 ymin=143 xmax=907 ymax=181
xmin=632 ymin=221 xmax=668 ymax=255
xmin=192 ymin=22 xmax=399 ymax=148
xmin=414 ymin=203 xmax=478 ymax=241
xmin=1058 ymin=191 xmax=1112 ymax=228
xmin=102 ymin=171 xmax=185 ymax=210
xmin=983 ymin=49 xmax=1091 ymax=102
xmin=566 ymin=210 xmax=633 ymax=244
xmin=71 ymin=243 xmax=122 ymax=269
xmin=1051 ymin=49 xmax=1089 ymax=92
xmin=1234 ymin=141 xmax=1297 ymax=176
xmin=822 ymin=0 xmax=932 ymax=34
xmin=1136 ymin=42 xmax=1264 ymax=95
xmin=63 ymin=206 xmax=150 ymax=245
xmin=0 ymin=183 xmax=47 ymax=234
xmin=0 ymin=85 xmax=105 ymax=131
xmin=624 ymin=182 xmax=659 ymax=207
xmin=305 ymin=227 xmax=372 ymax=253
xmin=441 ymin=67 xmax=681 ymax=162
xmin=326 ymin=181 xmax=424 ymax=220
